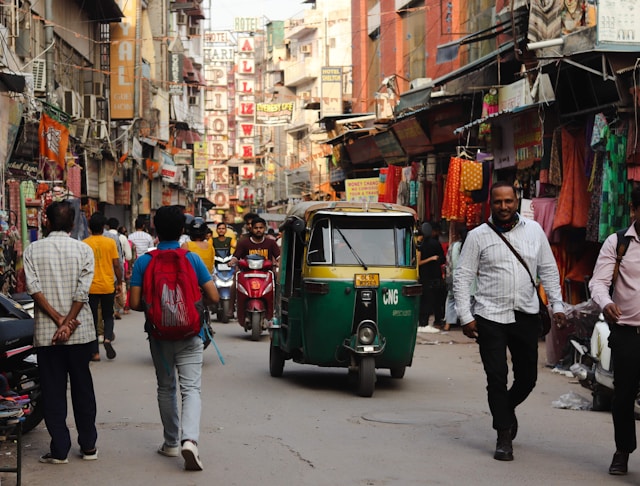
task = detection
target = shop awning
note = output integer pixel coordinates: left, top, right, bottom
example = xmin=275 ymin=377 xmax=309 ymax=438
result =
xmin=396 ymin=41 xmax=514 ymax=115
xmin=77 ymin=0 xmax=124 ymax=22
xmin=174 ymin=129 xmax=201 ymax=147
xmin=183 ymin=57 xmax=196 ymax=83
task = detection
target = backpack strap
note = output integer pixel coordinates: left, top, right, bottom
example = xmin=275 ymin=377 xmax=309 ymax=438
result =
xmin=612 ymin=227 xmax=633 ymax=290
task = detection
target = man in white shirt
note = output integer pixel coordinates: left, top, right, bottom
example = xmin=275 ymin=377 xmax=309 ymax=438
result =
xmin=128 ymin=217 xmax=154 ymax=259
xmin=107 ymin=218 xmax=131 ymax=318
xmin=453 ymin=181 xmax=566 ymax=462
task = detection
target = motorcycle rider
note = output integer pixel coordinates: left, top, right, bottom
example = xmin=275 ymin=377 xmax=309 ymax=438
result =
xmin=181 ymin=218 xmax=214 ymax=273
xmin=231 ymin=217 xmax=280 ymax=265
xmin=213 ymin=222 xmax=235 ymax=256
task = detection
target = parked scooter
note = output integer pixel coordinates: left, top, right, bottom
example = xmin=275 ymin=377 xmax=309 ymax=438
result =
xmin=212 ymin=248 xmax=235 ymax=323
xmin=0 ymin=293 xmax=43 ymax=433
xmin=235 ymin=254 xmax=274 ymax=341
xmin=570 ymin=313 xmax=640 ymax=417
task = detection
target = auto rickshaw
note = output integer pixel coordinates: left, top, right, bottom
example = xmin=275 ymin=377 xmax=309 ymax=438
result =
xmin=269 ymin=201 xmax=421 ymax=397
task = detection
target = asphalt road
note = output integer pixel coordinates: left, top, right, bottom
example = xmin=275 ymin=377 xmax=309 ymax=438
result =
xmin=5 ymin=311 xmax=628 ymax=486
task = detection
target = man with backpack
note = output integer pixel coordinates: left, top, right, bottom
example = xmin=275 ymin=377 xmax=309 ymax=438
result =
xmin=129 ymin=205 xmax=218 ymax=471
xmin=589 ymin=186 xmax=640 ymax=476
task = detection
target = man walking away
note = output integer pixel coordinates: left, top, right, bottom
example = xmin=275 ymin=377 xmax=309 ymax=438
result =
xmin=453 ymin=181 xmax=566 ymax=461
xmin=24 ymin=201 xmax=99 ymax=463
xmin=129 ymin=216 xmax=154 ymax=258
xmin=84 ymin=213 xmax=122 ymax=361
xmin=589 ymin=186 xmax=640 ymax=476
xmin=107 ymin=217 xmax=132 ymax=319
xmin=129 ymin=205 xmax=219 ymax=471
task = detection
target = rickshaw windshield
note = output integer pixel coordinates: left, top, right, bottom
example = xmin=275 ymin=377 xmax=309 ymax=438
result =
xmin=307 ymin=215 xmax=415 ymax=267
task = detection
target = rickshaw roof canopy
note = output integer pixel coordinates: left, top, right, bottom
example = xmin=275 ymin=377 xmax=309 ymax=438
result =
xmin=287 ymin=201 xmax=417 ymax=221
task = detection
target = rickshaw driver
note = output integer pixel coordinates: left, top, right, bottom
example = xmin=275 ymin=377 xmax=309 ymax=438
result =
xmin=231 ymin=217 xmax=281 ymax=266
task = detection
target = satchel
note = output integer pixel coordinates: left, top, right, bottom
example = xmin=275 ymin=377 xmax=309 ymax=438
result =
xmin=487 ymin=222 xmax=552 ymax=337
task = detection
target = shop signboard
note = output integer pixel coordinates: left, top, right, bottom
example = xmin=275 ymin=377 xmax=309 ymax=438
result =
xmin=374 ymin=130 xmax=405 ymax=165
xmin=344 ymin=136 xmax=384 ymax=165
xmin=110 ymin=0 xmax=138 ymax=119
xmin=345 ymin=177 xmax=379 ymax=202
xmin=392 ymin=117 xmax=432 ymax=155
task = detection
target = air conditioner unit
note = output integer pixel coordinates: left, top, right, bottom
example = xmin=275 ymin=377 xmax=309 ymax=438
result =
xmin=63 ymin=90 xmax=82 ymax=118
xmin=83 ymin=94 xmax=97 ymax=119
xmin=375 ymin=92 xmax=395 ymax=120
xmin=188 ymin=26 xmax=200 ymax=37
xmin=32 ymin=59 xmax=46 ymax=92
xmin=93 ymin=81 xmax=105 ymax=98
xmin=73 ymin=119 xmax=91 ymax=143
xmin=96 ymin=120 xmax=109 ymax=140
xmin=300 ymin=44 xmax=312 ymax=54
xmin=177 ymin=12 xmax=187 ymax=25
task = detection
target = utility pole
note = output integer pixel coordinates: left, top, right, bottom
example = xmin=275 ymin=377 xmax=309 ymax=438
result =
xmin=44 ymin=0 xmax=54 ymax=104
xmin=130 ymin=0 xmax=143 ymax=228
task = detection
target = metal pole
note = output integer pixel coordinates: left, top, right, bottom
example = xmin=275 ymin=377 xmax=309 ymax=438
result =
xmin=130 ymin=0 xmax=143 ymax=228
xmin=44 ymin=0 xmax=54 ymax=104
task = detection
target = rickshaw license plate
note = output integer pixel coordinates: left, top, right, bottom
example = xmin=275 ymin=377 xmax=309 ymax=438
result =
xmin=354 ymin=273 xmax=379 ymax=288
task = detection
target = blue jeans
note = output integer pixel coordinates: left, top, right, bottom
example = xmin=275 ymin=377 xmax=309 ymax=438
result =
xmin=37 ymin=342 xmax=97 ymax=459
xmin=149 ymin=335 xmax=204 ymax=447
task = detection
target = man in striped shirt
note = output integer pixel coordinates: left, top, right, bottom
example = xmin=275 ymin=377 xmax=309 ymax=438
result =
xmin=453 ymin=181 xmax=566 ymax=462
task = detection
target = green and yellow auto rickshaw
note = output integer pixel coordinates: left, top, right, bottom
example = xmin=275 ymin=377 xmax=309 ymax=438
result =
xmin=269 ymin=201 xmax=421 ymax=397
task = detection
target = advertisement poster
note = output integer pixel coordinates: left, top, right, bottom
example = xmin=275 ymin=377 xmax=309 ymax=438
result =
xmin=345 ymin=178 xmax=379 ymax=202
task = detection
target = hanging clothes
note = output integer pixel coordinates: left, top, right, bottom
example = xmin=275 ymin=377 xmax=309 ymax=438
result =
xmin=528 ymin=0 xmax=562 ymax=44
xmin=441 ymin=157 xmax=467 ymax=221
xmin=598 ymin=125 xmax=631 ymax=241
xmin=548 ymin=128 xmax=563 ymax=186
xmin=552 ymin=128 xmax=589 ymax=231
xmin=585 ymin=151 xmax=604 ymax=242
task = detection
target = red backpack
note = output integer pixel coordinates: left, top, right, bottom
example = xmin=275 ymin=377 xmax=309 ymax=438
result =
xmin=142 ymin=249 xmax=203 ymax=340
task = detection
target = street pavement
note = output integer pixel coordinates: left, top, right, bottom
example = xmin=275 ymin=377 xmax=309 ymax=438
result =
xmin=4 ymin=310 xmax=630 ymax=485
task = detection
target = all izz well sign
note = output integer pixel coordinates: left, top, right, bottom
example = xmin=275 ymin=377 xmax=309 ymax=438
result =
xmin=110 ymin=0 xmax=137 ymax=119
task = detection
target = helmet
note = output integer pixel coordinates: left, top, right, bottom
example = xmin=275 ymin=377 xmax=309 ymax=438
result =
xmin=184 ymin=213 xmax=195 ymax=230
xmin=189 ymin=217 xmax=207 ymax=239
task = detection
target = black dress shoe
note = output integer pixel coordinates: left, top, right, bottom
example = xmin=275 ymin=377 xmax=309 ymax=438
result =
xmin=494 ymin=429 xmax=514 ymax=461
xmin=609 ymin=451 xmax=629 ymax=475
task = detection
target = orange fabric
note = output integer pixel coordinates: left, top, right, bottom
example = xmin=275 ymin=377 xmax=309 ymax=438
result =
xmin=39 ymin=113 xmax=69 ymax=168
xmin=552 ymin=129 xmax=589 ymax=231
xmin=441 ymin=157 xmax=467 ymax=221
xmin=460 ymin=161 xmax=483 ymax=192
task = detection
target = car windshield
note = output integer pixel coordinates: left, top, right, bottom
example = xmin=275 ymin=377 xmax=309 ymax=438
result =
xmin=307 ymin=216 xmax=415 ymax=267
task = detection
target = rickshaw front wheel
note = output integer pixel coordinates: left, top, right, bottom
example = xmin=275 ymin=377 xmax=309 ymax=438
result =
xmin=390 ymin=366 xmax=406 ymax=379
xmin=269 ymin=343 xmax=285 ymax=377
xmin=356 ymin=356 xmax=376 ymax=397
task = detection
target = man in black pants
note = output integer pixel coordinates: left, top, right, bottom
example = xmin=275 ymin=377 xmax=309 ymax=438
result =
xmin=417 ymin=221 xmax=445 ymax=333
xmin=453 ymin=182 xmax=566 ymax=461
xmin=589 ymin=186 xmax=640 ymax=475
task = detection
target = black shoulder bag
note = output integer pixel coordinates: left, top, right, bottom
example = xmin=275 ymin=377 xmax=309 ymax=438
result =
xmin=487 ymin=222 xmax=552 ymax=337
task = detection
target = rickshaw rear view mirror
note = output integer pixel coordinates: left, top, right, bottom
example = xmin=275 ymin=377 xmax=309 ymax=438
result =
xmin=291 ymin=218 xmax=305 ymax=233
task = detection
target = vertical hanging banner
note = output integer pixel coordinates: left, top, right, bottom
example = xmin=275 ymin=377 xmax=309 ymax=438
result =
xmin=193 ymin=141 xmax=208 ymax=170
xmin=39 ymin=113 xmax=69 ymax=168
xmin=321 ymin=66 xmax=343 ymax=117
xmin=110 ymin=0 xmax=138 ymax=119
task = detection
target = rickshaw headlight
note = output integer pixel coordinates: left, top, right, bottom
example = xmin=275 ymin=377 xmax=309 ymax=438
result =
xmin=358 ymin=325 xmax=376 ymax=345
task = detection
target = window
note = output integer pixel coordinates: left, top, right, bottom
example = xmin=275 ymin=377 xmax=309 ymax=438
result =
xmin=306 ymin=216 xmax=415 ymax=267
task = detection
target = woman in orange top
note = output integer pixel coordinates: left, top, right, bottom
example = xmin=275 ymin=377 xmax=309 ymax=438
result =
xmin=181 ymin=217 xmax=214 ymax=273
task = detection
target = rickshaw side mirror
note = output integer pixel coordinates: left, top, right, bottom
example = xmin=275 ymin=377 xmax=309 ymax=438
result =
xmin=291 ymin=218 xmax=306 ymax=234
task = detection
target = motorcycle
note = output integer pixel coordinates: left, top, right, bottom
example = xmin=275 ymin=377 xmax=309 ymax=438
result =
xmin=236 ymin=254 xmax=274 ymax=341
xmin=212 ymin=249 xmax=235 ymax=323
xmin=0 ymin=293 xmax=43 ymax=433
xmin=570 ymin=313 xmax=640 ymax=417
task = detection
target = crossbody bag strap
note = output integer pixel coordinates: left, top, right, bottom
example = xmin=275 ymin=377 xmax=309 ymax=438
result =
xmin=486 ymin=222 xmax=537 ymax=291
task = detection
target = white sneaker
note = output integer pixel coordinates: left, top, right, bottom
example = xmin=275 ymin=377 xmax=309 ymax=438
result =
xmin=418 ymin=325 xmax=440 ymax=334
xmin=157 ymin=443 xmax=179 ymax=457
xmin=181 ymin=440 xmax=203 ymax=471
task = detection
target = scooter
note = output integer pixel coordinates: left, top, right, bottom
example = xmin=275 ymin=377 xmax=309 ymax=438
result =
xmin=570 ymin=313 xmax=640 ymax=417
xmin=0 ymin=293 xmax=43 ymax=433
xmin=212 ymin=249 xmax=235 ymax=323
xmin=235 ymin=254 xmax=274 ymax=341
